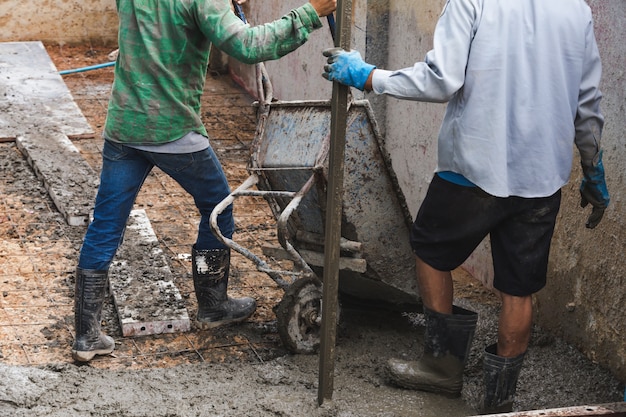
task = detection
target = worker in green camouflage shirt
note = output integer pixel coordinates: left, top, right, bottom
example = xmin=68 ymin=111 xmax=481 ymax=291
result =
xmin=72 ymin=0 xmax=336 ymax=362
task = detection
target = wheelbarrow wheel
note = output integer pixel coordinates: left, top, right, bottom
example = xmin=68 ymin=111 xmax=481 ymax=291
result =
xmin=275 ymin=277 xmax=338 ymax=354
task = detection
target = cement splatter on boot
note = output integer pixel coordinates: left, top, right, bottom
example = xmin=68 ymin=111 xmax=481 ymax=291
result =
xmin=192 ymin=247 xmax=256 ymax=329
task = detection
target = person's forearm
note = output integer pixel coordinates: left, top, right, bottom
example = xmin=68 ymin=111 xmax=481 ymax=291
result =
xmin=212 ymin=4 xmax=321 ymax=65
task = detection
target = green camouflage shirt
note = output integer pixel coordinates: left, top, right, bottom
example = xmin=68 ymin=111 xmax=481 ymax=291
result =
xmin=105 ymin=0 xmax=322 ymax=144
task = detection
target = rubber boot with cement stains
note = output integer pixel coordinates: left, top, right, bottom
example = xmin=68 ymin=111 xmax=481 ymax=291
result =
xmin=386 ymin=306 xmax=478 ymax=397
xmin=481 ymin=343 xmax=525 ymax=414
xmin=72 ymin=268 xmax=115 ymax=362
xmin=192 ymin=247 xmax=256 ymax=330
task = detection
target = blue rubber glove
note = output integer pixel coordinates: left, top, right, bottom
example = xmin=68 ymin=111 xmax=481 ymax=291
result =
xmin=322 ymin=48 xmax=376 ymax=91
xmin=580 ymin=150 xmax=610 ymax=229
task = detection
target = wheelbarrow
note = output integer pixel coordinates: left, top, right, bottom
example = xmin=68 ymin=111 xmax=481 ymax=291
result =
xmin=210 ymin=87 xmax=421 ymax=352
xmin=210 ymin=5 xmax=418 ymax=354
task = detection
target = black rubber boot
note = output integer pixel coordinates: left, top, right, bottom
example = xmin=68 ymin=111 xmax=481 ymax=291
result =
xmin=71 ymin=268 xmax=115 ymax=362
xmin=386 ymin=306 xmax=478 ymax=397
xmin=192 ymin=247 xmax=257 ymax=330
xmin=481 ymin=343 xmax=526 ymax=414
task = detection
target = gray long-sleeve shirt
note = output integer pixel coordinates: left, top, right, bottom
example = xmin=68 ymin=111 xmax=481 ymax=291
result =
xmin=371 ymin=0 xmax=604 ymax=198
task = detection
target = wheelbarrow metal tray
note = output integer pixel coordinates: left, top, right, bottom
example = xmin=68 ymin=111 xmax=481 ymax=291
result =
xmin=250 ymin=99 xmax=419 ymax=308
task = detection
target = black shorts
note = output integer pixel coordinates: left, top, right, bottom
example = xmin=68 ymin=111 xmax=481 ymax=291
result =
xmin=410 ymin=175 xmax=561 ymax=296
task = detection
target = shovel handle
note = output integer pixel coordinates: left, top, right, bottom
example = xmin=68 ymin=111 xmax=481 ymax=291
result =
xmin=327 ymin=14 xmax=336 ymax=43
xmin=232 ymin=1 xmax=247 ymax=23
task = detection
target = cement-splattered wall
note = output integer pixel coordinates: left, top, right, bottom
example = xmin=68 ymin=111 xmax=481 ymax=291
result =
xmin=535 ymin=0 xmax=626 ymax=384
xmin=0 ymin=0 xmax=118 ymax=45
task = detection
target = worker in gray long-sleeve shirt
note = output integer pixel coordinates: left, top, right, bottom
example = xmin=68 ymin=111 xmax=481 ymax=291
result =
xmin=322 ymin=0 xmax=609 ymax=413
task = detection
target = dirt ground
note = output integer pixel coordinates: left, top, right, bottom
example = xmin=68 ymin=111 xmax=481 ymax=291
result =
xmin=0 ymin=43 xmax=623 ymax=416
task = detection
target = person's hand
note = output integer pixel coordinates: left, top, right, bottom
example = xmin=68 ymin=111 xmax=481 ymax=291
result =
xmin=309 ymin=0 xmax=336 ymax=17
xmin=580 ymin=150 xmax=610 ymax=229
xmin=322 ymin=48 xmax=376 ymax=91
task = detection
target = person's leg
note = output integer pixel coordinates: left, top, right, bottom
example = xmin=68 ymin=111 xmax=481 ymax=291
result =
xmin=483 ymin=190 xmax=561 ymax=412
xmin=416 ymin=256 xmax=453 ymax=315
xmin=150 ymin=146 xmax=255 ymax=328
xmin=490 ymin=191 xmax=561 ymax=358
xmin=410 ymin=177 xmax=497 ymax=310
xmin=73 ymin=141 xmax=152 ymax=362
xmin=149 ymin=145 xmax=233 ymax=250
xmin=498 ymin=293 xmax=532 ymax=357
xmin=387 ymin=176 xmax=496 ymax=395
xmin=79 ymin=141 xmax=153 ymax=270
xmin=479 ymin=293 xmax=532 ymax=412
xmin=475 ymin=291 xmax=532 ymax=414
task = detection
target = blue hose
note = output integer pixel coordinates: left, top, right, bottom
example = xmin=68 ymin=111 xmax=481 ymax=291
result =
xmin=59 ymin=61 xmax=115 ymax=75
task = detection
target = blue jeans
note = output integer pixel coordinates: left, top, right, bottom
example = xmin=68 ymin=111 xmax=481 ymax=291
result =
xmin=78 ymin=140 xmax=234 ymax=270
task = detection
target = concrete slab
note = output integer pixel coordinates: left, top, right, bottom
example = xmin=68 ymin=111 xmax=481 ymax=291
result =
xmin=0 ymin=41 xmax=94 ymax=141
xmin=109 ymin=209 xmax=191 ymax=337
xmin=15 ymin=131 xmax=98 ymax=226
xmin=16 ymin=133 xmax=192 ymax=336
xmin=1 ymin=42 xmax=191 ymax=337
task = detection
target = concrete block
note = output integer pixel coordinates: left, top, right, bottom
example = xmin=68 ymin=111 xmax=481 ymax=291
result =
xmin=109 ymin=210 xmax=191 ymax=337
xmin=0 ymin=41 xmax=94 ymax=141
xmin=15 ymin=131 xmax=98 ymax=227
